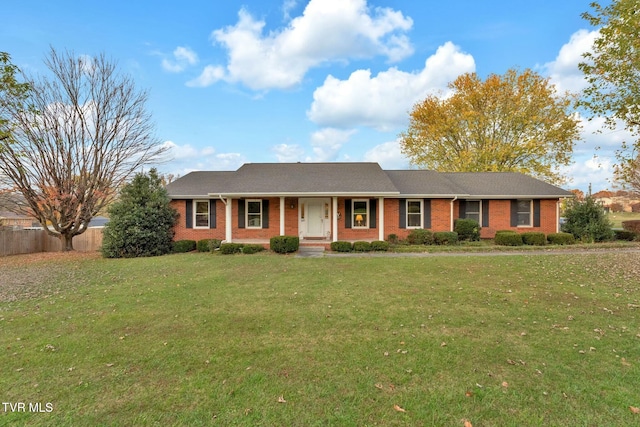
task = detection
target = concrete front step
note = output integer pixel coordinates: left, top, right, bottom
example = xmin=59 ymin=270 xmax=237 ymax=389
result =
xmin=296 ymin=246 xmax=326 ymax=258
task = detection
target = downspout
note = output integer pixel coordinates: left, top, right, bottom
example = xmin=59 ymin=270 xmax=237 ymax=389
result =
xmin=450 ymin=196 xmax=458 ymax=231
xmin=218 ymin=195 xmax=227 ymax=205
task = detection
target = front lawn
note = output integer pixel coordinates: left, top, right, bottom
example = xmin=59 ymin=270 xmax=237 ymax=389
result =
xmin=1 ymin=252 xmax=639 ymax=426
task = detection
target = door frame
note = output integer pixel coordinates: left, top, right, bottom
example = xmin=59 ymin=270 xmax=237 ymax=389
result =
xmin=298 ymin=198 xmax=331 ymax=239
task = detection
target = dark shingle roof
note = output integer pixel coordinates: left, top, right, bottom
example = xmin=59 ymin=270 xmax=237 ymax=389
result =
xmin=165 ymin=163 xmax=573 ymax=199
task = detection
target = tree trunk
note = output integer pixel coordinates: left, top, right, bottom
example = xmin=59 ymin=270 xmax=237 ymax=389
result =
xmin=62 ymin=233 xmax=74 ymax=251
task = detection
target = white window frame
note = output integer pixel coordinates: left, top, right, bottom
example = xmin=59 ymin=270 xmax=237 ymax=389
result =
xmin=465 ymin=200 xmax=481 ymax=224
xmin=352 ymin=199 xmax=369 ymax=229
xmin=193 ymin=200 xmax=209 ymax=229
xmin=246 ymin=199 xmax=262 ymax=229
xmin=406 ymin=199 xmax=423 ymax=229
xmin=516 ymin=199 xmax=533 ymax=227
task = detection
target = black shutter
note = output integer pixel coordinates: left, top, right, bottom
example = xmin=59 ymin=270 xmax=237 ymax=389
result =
xmin=399 ymin=199 xmax=406 ymax=229
xmin=482 ymin=200 xmax=489 ymax=227
xmin=238 ymin=200 xmax=245 ymax=229
xmin=424 ymin=199 xmax=431 ymax=229
xmin=262 ymin=199 xmax=269 ymax=229
xmin=345 ymin=199 xmax=352 ymax=228
xmin=510 ymin=200 xmax=518 ymax=227
xmin=185 ymin=200 xmax=193 ymax=228
xmin=459 ymin=200 xmax=467 ymax=219
xmin=533 ymin=200 xmax=541 ymax=227
xmin=369 ymin=199 xmax=377 ymax=228
xmin=209 ymin=200 xmax=216 ymax=229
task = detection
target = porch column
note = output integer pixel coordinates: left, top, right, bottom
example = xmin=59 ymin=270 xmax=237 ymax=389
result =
xmin=378 ymin=197 xmax=385 ymax=241
xmin=332 ymin=196 xmax=338 ymax=242
xmin=280 ymin=196 xmax=285 ymax=236
xmin=225 ymin=198 xmax=233 ymax=242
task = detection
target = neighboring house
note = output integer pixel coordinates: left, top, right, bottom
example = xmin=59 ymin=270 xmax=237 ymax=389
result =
xmin=0 ymin=211 xmax=34 ymax=229
xmin=165 ymin=162 xmax=573 ymax=246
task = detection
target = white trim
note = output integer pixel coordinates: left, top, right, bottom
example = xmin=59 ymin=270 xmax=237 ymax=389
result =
xmin=225 ymin=198 xmax=233 ymax=242
xmin=352 ymin=199 xmax=369 ymax=229
xmin=332 ymin=196 xmax=338 ymax=242
xmin=279 ymin=197 xmax=285 ymax=236
xmin=464 ymin=200 xmax=482 ymax=225
xmin=406 ymin=199 xmax=424 ymax=229
xmin=246 ymin=199 xmax=262 ymax=229
xmin=299 ymin=198 xmax=330 ymax=238
xmin=193 ymin=200 xmax=210 ymax=229
xmin=378 ymin=197 xmax=384 ymax=241
xmin=516 ymin=199 xmax=533 ymax=227
xmin=556 ymin=200 xmax=560 ymax=233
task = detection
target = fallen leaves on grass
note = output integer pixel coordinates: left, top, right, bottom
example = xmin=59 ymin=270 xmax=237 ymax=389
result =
xmin=277 ymin=396 xmax=286 ymax=403
xmin=630 ymin=406 xmax=640 ymax=414
xmin=393 ymin=404 xmax=406 ymax=412
xmin=463 ymin=419 xmax=473 ymax=427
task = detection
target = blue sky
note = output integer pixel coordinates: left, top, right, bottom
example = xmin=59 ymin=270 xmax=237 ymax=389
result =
xmin=2 ymin=0 xmax=628 ymax=192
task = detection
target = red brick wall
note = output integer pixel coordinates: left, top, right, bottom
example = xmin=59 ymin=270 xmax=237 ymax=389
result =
xmin=171 ymin=200 xmax=226 ymax=241
xmin=478 ymin=199 xmax=558 ymax=238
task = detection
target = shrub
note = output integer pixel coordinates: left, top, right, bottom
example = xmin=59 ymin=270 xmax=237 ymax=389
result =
xmin=406 ymin=229 xmax=434 ymax=245
xmin=353 ymin=241 xmax=372 ymax=252
xmin=220 ymin=243 xmax=244 ymax=254
xmin=521 ymin=232 xmax=546 ymax=246
xmin=370 ymin=240 xmax=390 ymax=251
xmin=208 ymin=239 xmax=222 ymax=252
xmin=547 ymin=232 xmax=575 ymax=245
xmin=494 ymin=232 xmax=523 ymax=246
xmin=101 ymin=169 xmax=178 ymax=258
xmin=622 ymin=220 xmax=640 ymax=234
xmin=562 ymin=195 xmax=614 ymax=242
xmin=173 ymin=239 xmax=196 ymax=253
xmin=330 ymin=241 xmax=353 ymax=252
xmin=454 ymin=218 xmax=481 ymax=241
xmin=614 ymin=230 xmax=638 ymax=241
xmin=242 ymin=244 xmax=265 ymax=254
xmin=495 ymin=230 xmax=517 ymax=236
xmin=387 ymin=234 xmax=399 ymax=244
xmin=433 ymin=231 xmax=458 ymax=245
xmin=269 ymin=236 xmax=300 ymax=254
xmin=197 ymin=239 xmax=212 ymax=252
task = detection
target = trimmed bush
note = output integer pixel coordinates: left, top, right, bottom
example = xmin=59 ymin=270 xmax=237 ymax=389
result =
xmin=208 ymin=239 xmax=222 ymax=252
xmin=547 ymin=232 xmax=575 ymax=245
xmin=495 ymin=230 xmax=517 ymax=236
xmin=614 ymin=230 xmax=638 ymax=241
xmin=197 ymin=239 xmax=212 ymax=252
xmin=330 ymin=241 xmax=353 ymax=252
xmin=386 ymin=234 xmax=399 ymax=244
xmin=433 ymin=231 xmax=458 ymax=245
xmin=370 ymin=240 xmax=390 ymax=251
xmin=494 ymin=232 xmax=523 ymax=246
xmin=407 ymin=229 xmax=434 ymax=245
xmin=220 ymin=243 xmax=244 ymax=254
xmin=242 ymin=244 xmax=265 ymax=254
xmin=353 ymin=241 xmax=372 ymax=252
xmin=622 ymin=220 xmax=640 ymax=234
xmin=269 ymin=236 xmax=300 ymax=254
xmin=521 ymin=232 xmax=546 ymax=246
xmin=173 ymin=240 xmax=196 ymax=253
xmin=454 ymin=218 xmax=481 ymax=241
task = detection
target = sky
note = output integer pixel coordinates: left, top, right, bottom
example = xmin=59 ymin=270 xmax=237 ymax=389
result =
xmin=2 ymin=0 xmax=631 ymax=192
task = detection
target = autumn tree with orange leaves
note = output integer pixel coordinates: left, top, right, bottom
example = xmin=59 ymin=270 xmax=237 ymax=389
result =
xmin=400 ymin=69 xmax=581 ymax=185
xmin=0 ymin=48 xmax=167 ymax=250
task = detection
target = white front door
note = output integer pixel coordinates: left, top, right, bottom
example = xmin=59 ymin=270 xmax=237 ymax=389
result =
xmin=300 ymin=198 xmax=330 ymax=238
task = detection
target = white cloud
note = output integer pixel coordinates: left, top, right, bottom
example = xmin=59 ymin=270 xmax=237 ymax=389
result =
xmin=162 ymin=141 xmax=244 ymax=171
xmin=272 ymin=143 xmax=305 ymax=162
xmin=363 ymin=139 xmax=408 ymax=169
xmin=162 ymin=46 xmax=199 ymax=73
xmin=193 ymin=0 xmax=413 ymax=90
xmin=561 ymin=156 xmax=615 ymax=191
xmin=282 ymin=0 xmax=297 ymax=21
xmin=307 ymin=41 xmax=475 ymax=130
xmin=309 ymin=128 xmax=356 ymax=161
xmin=542 ymin=29 xmax=598 ymax=94
xmin=186 ymin=65 xmax=226 ymax=87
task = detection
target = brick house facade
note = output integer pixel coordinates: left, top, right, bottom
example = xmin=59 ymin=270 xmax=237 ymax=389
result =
xmin=166 ymin=163 xmax=571 ymax=246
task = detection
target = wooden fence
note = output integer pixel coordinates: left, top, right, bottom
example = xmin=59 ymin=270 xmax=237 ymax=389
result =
xmin=0 ymin=228 xmax=103 ymax=257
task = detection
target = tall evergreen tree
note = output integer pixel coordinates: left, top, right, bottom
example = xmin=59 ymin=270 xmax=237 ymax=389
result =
xmin=102 ymin=169 xmax=178 ymax=258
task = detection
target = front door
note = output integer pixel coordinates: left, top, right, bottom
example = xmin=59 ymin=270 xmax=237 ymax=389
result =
xmin=300 ymin=198 xmax=330 ymax=238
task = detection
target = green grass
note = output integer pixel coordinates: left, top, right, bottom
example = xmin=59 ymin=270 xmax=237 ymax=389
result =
xmin=607 ymin=211 xmax=640 ymax=229
xmin=1 ymin=252 xmax=640 ymax=426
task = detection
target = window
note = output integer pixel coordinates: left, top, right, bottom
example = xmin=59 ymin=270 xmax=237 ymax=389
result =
xmin=194 ymin=200 xmax=209 ymax=228
xmin=407 ymin=200 xmax=423 ymax=228
xmin=465 ymin=200 xmax=481 ymax=224
xmin=246 ymin=200 xmax=262 ymax=228
xmin=352 ymin=199 xmax=368 ymax=228
xmin=517 ymin=199 xmax=532 ymax=226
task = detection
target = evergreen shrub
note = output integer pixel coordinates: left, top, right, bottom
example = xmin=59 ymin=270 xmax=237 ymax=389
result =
xmin=269 ymin=236 xmax=300 ymax=254
xmin=330 ymin=241 xmax=353 ymax=252
xmin=353 ymin=241 xmax=372 ymax=252
xmin=494 ymin=232 xmax=523 ymax=246
xmin=173 ymin=240 xmax=196 ymax=253
xmin=433 ymin=231 xmax=458 ymax=245
xmin=521 ymin=232 xmax=546 ymax=246
xmin=454 ymin=218 xmax=481 ymax=241
xmin=547 ymin=232 xmax=575 ymax=245
xmin=370 ymin=240 xmax=390 ymax=251
xmin=407 ymin=229 xmax=434 ymax=245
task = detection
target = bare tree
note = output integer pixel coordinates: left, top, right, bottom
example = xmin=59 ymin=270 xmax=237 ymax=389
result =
xmin=0 ymin=48 xmax=167 ymax=250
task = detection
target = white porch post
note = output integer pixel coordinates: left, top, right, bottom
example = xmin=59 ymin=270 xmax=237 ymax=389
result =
xmin=378 ymin=197 xmax=384 ymax=241
xmin=332 ymin=196 xmax=338 ymax=242
xmin=280 ymin=196 xmax=285 ymax=236
xmin=225 ymin=198 xmax=233 ymax=242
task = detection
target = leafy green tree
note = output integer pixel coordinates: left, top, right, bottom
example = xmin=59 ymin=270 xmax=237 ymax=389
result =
xmin=0 ymin=52 xmax=30 ymax=147
xmin=579 ymin=0 xmax=640 ymax=190
xmin=400 ymin=69 xmax=580 ymax=185
xmin=101 ymin=169 xmax=178 ymax=258
xmin=561 ymin=194 xmax=614 ymax=243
